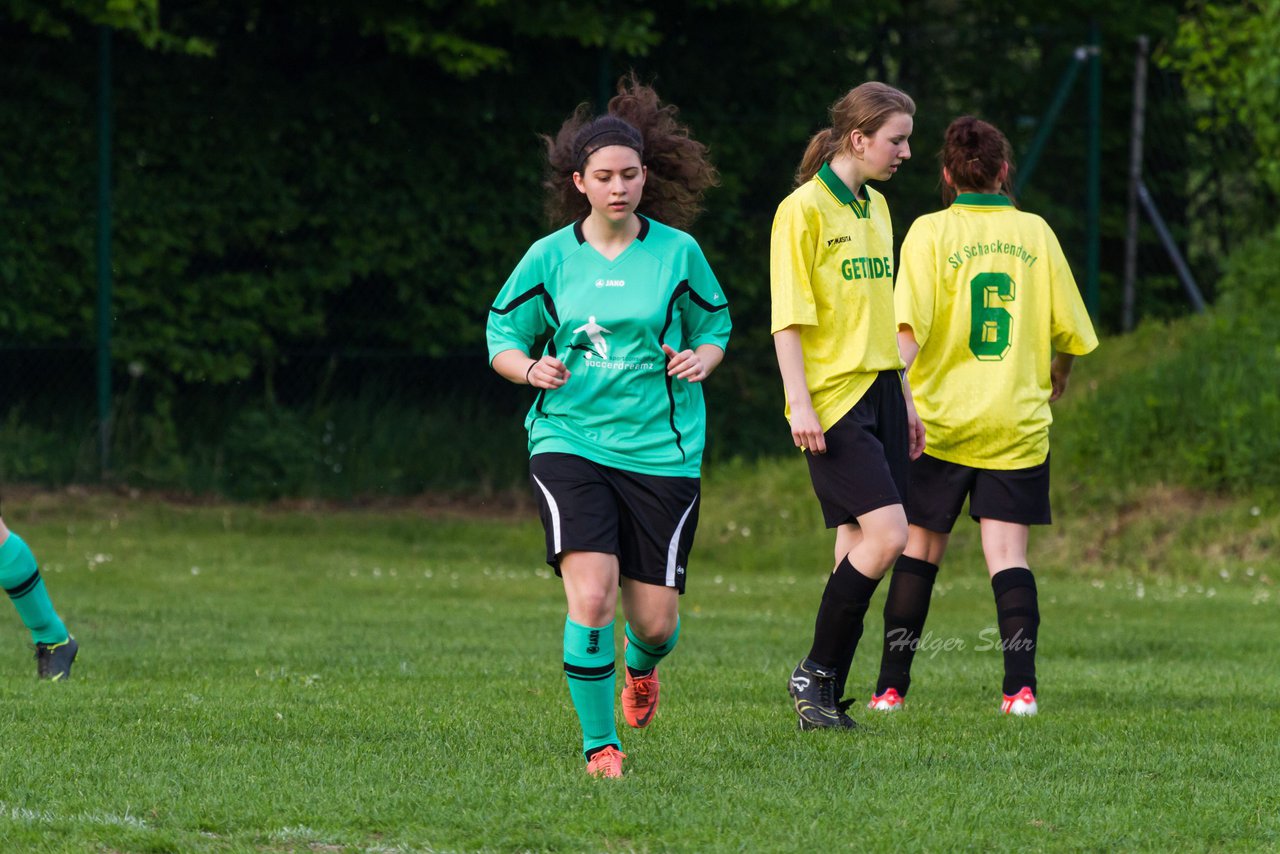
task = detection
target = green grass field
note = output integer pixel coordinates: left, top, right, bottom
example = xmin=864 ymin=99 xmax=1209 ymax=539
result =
xmin=0 ymin=466 xmax=1276 ymax=852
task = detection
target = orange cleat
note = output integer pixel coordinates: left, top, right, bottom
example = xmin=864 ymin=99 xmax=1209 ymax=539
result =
xmin=1000 ymin=686 xmax=1038 ymax=716
xmin=621 ymin=641 xmax=661 ymax=728
xmin=867 ymin=687 xmax=904 ymax=712
xmin=586 ymin=745 xmax=626 ymax=778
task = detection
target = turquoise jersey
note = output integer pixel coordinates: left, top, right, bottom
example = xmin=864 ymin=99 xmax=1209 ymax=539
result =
xmin=487 ymin=215 xmax=731 ymax=477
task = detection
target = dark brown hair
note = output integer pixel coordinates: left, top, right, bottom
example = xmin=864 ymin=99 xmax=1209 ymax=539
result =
xmin=541 ymin=72 xmax=719 ymax=230
xmin=795 ymin=82 xmax=916 ymax=186
xmin=940 ymin=116 xmax=1017 ymax=205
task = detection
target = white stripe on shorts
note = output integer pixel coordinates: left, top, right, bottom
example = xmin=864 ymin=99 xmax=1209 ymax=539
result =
xmin=666 ymin=492 xmax=699 ymax=587
xmin=530 ymin=474 xmax=562 ymax=555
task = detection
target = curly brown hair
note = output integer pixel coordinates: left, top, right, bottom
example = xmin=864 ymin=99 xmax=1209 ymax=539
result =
xmin=541 ymin=73 xmax=719 ymax=230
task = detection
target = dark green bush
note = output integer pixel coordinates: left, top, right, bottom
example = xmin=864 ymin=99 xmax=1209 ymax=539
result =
xmin=218 ymin=407 xmax=314 ymax=500
xmin=1215 ymin=224 xmax=1280 ymax=317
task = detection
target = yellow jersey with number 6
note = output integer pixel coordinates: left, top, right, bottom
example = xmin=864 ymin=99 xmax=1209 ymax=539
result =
xmin=895 ymin=193 xmax=1098 ymax=469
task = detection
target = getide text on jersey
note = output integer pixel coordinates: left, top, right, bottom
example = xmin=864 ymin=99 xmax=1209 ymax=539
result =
xmin=841 ymin=256 xmax=893 ymax=281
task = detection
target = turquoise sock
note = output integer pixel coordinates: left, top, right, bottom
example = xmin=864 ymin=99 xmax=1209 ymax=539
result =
xmin=563 ymin=617 xmax=619 ymax=759
xmin=0 ymin=532 xmax=69 ymax=645
xmin=625 ymin=618 xmax=681 ymax=673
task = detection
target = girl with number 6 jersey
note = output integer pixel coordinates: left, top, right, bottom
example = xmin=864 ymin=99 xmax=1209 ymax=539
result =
xmin=868 ymin=116 xmax=1098 ymax=717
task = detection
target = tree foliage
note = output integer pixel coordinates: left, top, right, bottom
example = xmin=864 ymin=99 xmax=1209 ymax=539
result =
xmin=0 ymin=0 xmax=213 ymax=53
xmin=0 ymin=0 xmax=1216 ymax=468
xmin=1164 ymin=0 xmax=1280 ymax=197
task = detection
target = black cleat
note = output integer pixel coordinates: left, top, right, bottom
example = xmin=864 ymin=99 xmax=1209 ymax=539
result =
xmin=835 ymin=697 xmax=860 ymax=729
xmin=36 ymin=636 xmax=78 ymax=681
xmin=787 ymin=658 xmax=847 ymax=730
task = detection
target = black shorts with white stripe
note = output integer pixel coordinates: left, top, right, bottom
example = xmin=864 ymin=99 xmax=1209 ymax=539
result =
xmin=528 ymin=452 xmax=700 ymax=594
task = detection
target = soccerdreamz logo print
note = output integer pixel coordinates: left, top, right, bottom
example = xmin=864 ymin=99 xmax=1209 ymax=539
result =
xmin=571 ymin=315 xmax=656 ymax=372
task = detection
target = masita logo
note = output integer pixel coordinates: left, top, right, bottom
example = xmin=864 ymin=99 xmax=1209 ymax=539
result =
xmin=826 ymin=235 xmax=852 ymax=248
xmin=594 ymin=278 xmax=626 ymax=288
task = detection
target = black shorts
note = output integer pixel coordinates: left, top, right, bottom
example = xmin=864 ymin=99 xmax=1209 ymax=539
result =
xmin=805 ymin=371 xmax=910 ymax=528
xmin=528 ymin=452 xmax=700 ymax=594
xmin=906 ymin=452 xmax=1052 ymax=533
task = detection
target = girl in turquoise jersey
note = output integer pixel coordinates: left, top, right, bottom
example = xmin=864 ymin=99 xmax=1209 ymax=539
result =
xmin=0 ymin=509 xmax=78 ymax=679
xmin=487 ymin=75 xmax=730 ymax=778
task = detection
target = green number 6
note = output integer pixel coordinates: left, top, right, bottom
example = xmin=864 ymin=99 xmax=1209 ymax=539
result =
xmin=969 ymin=272 xmax=1015 ymax=361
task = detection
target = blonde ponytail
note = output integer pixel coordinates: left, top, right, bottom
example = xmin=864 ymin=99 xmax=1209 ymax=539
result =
xmin=794 ymin=82 xmax=915 ymax=187
xmin=795 ymin=128 xmax=839 ymax=186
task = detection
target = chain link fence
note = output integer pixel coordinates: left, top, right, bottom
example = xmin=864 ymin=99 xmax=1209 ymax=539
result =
xmin=2 ymin=25 xmax=1267 ymax=498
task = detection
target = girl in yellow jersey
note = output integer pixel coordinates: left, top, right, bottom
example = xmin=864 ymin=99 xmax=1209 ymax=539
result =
xmin=770 ymin=82 xmax=925 ymax=730
xmin=868 ymin=116 xmax=1097 ymax=716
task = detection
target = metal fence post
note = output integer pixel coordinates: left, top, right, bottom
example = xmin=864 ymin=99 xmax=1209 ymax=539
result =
xmin=1085 ymin=19 xmax=1102 ymax=319
xmin=1122 ymin=36 xmax=1150 ymax=331
xmin=96 ymin=25 xmax=113 ymax=477
xmin=1014 ymin=50 xmax=1086 ymax=197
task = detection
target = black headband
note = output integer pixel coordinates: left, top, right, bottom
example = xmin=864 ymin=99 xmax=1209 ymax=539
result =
xmin=575 ymin=125 xmax=644 ymax=172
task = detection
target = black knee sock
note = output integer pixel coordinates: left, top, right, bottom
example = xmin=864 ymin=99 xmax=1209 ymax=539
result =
xmin=991 ymin=567 xmax=1040 ymax=695
xmin=875 ymin=555 xmax=939 ymax=696
xmin=807 ymin=557 xmax=881 ymax=698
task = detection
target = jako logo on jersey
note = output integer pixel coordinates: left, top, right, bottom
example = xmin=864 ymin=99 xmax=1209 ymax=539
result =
xmin=595 ymin=278 xmax=626 ymax=288
xmin=573 ymin=316 xmax=613 ymax=359
xmin=841 ymin=256 xmax=893 ymax=281
xmin=826 ymin=235 xmax=852 ymax=247
xmin=586 ymin=629 xmax=601 ymax=654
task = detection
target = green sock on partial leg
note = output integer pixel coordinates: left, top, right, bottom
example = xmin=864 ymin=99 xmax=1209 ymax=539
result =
xmin=0 ymin=531 xmax=69 ymax=645
xmin=625 ymin=618 xmax=680 ymax=675
xmin=563 ymin=617 xmax=620 ymax=759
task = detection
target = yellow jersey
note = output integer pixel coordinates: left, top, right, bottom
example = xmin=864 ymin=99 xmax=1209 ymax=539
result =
xmin=895 ymin=193 xmax=1099 ymax=468
xmin=770 ymin=162 xmax=904 ymax=430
